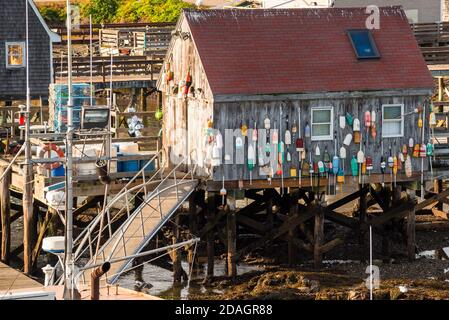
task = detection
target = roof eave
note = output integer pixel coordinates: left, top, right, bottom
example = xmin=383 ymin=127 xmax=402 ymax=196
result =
xmin=28 ymin=0 xmax=62 ymax=43
xmin=213 ymin=87 xmax=434 ymax=103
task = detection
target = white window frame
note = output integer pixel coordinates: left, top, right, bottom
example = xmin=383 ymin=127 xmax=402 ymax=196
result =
xmin=311 ymin=106 xmax=333 ymax=141
xmin=5 ymin=42 xmax=26 ymax=69
xmin=382 ymin=104 xmax=404 ymax=138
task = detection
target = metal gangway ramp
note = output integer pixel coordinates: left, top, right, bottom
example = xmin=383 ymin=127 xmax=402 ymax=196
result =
xmin=65 ymin=150 xmax=198 ymax=285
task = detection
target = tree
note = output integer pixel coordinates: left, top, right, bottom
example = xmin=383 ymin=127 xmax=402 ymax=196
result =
xmin=38 ymin=5 xmax=66 ymax=24
xmin=81 ymin=0 xmax=120 ymax=24
xmin=114 ymin=0 xmax=195 ymax=23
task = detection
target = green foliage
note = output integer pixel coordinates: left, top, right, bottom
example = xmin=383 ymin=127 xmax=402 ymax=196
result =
xmin=114 ymin=0 xmax=195 ymax=23
xmin=38 ymin=5 xmax=66 ymax=24
xmin=39 ymin=0 xmax=195 ymax=24
xmin=81 ymin=0 xmax=120 ymax=24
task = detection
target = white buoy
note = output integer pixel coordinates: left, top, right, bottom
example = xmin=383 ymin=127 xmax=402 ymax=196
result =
xmin=42 ymin=236 xmax=65 ymax=254
xmin=339 ymin=116 xmax=346 ymax=129
xmin=343 ymin=134 xmax=353 ymax=146
xmin=339 ymin=146 xmax=347 ymax=159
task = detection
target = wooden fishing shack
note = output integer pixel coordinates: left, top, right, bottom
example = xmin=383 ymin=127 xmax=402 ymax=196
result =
xmin=156 ymin=7 xmax=441 ymax=278
xmin=0 ymin=0 xmax=60 ymax=101
xmin=158 ymin=7 xmax=434 ymax=185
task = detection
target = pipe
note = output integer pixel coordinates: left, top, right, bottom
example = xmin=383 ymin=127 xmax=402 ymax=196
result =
xmin=90 ymin=262 xmax=111 ymax=300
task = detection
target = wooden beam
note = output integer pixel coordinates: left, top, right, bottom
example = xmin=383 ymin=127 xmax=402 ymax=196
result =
xmin=370 ymin=201 xmax=416 ymax=227
xmin=236 ymin=214 xmax=266 ymax=233
xmin=31 ymin=209 xmax=56 ymax=269
xmin=323 ymin=209 xmax=358 ymax=229
xmin=406 ymin=190 xmax=417 ymax=261
xmin=314 ymin=204 xmax=324 ymax=268
xmin=204 ymin=194 xmax=216 ymax=284
xmin=0 ymin=166 xmax=11 ymax=264
xmin=432 ymin=207 xmax=449 ymax=220
xmin=415 ymin=188 xmax=449 ymax=211
xmin=369 ymin=184 xmax=389 ymax=212
xmin=319 ymin=237 xmax=344 ymax=254
xmin=226 ymin=207 xmax=237 ymax=279
xmin=327 ymin=186 xmax=369 ymax=211
xmin=234 ymin=206 xmax=315 ymax=262
xmin=288 ymin=195 xmax=298 ymax=266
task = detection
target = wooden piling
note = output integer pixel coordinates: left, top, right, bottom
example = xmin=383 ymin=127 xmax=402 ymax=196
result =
xmin=172 ymin=214 xmax=182 ymax=284
xmin=0 ymin=166 xmax=11 ymax=264
xmin=226 ymin=205 xmax=237 ymax=279
xmin=31 ymin=208 xmax=56 ymax=269
xmin=288 ymin=194 xmax=298 ymax=266
xmin=264 ymin=190 xmax=273 ymax=254
xmin=187 ymin=193 xmax=198 ymax=269
xmin=314 ymin=204 xmax=324 ymax=268
xmin=205 ymin=194 xmax=216 ymax=284
xmin=406 ymin=189 xmax=416 ymax=261
xmin=23 ymin=162 xmax=34 ymax=274
xmin=434 ymin=179 xmax=443 ymax=210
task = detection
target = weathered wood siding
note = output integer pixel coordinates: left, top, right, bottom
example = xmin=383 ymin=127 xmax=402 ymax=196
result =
xmin=0 ymin=0 xmax=52 ymax=99
xmin=160 ymin=17 xmax=213 ymax=175
xmin=212 ymin=94 xmax=430 ymax=181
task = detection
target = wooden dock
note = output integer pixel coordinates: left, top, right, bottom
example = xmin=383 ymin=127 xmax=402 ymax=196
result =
xmin=0 ymin=262 xmax=42 ymax=292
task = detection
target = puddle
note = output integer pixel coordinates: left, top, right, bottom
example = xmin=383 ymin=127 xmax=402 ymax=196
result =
xmin=117 ymin=259 xmax=262 ymax=300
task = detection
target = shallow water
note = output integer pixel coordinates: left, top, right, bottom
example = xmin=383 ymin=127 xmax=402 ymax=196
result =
xmin=117 ymin=259 xmax=261 ymax=300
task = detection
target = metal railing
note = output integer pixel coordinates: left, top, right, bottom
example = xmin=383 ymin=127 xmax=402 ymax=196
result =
xmin=54 ymin=149 xmax=198 ymax=285
xmin=76 ymin=149 xmax=197 ymax=284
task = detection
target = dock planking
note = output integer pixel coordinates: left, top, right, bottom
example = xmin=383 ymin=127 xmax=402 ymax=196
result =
xmin=0 ymin=262 xmax=42 ymax=292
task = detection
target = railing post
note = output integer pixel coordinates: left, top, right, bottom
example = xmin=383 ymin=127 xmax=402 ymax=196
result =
xmin=106 ymin=208 xmax=112 ymax=237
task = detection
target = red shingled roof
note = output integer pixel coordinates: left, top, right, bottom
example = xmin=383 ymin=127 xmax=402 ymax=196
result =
xmin=183 ymin=7 xmax=434 ymax=96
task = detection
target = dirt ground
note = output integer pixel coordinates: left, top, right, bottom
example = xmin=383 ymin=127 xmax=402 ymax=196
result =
xmin=189 ymin=226 xmax=449 ymax=300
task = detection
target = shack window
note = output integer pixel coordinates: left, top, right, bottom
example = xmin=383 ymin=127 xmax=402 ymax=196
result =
xmin=382 ymin=104 xmax=404 ymax=138
xmin=5 ymin=42 xmax=26 ymax=68
xmin=311 ymin=106 xmax=333 ymax=141
xmin=347 ymin=30 xmax=380 ymax=59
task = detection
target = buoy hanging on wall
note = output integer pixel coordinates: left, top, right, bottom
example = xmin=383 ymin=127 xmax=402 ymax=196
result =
xmin=353 ymin=118 xmax=361 ymax=144
xmin=343 ymin=134 xmax=352 ymax=146
xmin=409 ymin=138 xmax=414 ymax=149
xmin=351 ymin=155 xmax=358 ymax=176
xmin=346 ymin=113 xmax=354 ymax=126
xmin=413 ymin=144 xmax=420 ymax=158
xmin=366 ymin=156 xmax=373 ymax=171
xmin=429 ymin=112 xmax=436 ymax=127
xmin=371 ymin=110 xmax=377 ymax=138
xmin=380 ymin=155 xmax=386 ymax=174
xmin=337 ymin=170 xmax=345 ymax=183
xmin=332 ymin=155 xmax=339 ymax=175
xmin=339 ymin=146 xmax=347 ymax=159
xmin=304 ymin=121 xmax=311 ymax=138
xmin=339 ymin=116 xmax=346 ymax=129
xmin=420 ymin=143 xmax=427 ymax=158
xmin=426 ymin=142 xmax=434 ymax=156
xmin=318 ymin=161 xmax=325 ymax=174
xmin=364 ymin=111 xmax=371 ymax=128
xmin=357 ymin=150 xmax=365 ymax=164
xmin=393 ymin=155 xmax=398 ymax=175
xmin=264 ymin=115 xmax=271 ymax=130
xmin=405 ymin=155 xmax=412 ymax=177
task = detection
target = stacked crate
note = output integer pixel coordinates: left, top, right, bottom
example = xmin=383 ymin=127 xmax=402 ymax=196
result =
xmin=49 ymin=83 xmax=93 ymax=133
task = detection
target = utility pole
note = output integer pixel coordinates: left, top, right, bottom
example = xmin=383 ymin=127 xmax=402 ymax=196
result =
xmin=63 ymin=0 xmax=79 ymax=300
xmin=23 ymin=0 xmax=34 ymax=275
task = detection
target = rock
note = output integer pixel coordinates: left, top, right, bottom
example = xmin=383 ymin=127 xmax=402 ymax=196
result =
xmin=373 ymin=289 xmax=390 ymax=300
xmin=296 ymin=286 xmax=311 ymax=293
xmin=309 ymin=280 xmax=320 ymax=292
xmin=390 ymin=288 xmax=406 ymax=300
xmin=348 ymin=290 xmax=367 ymax=300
